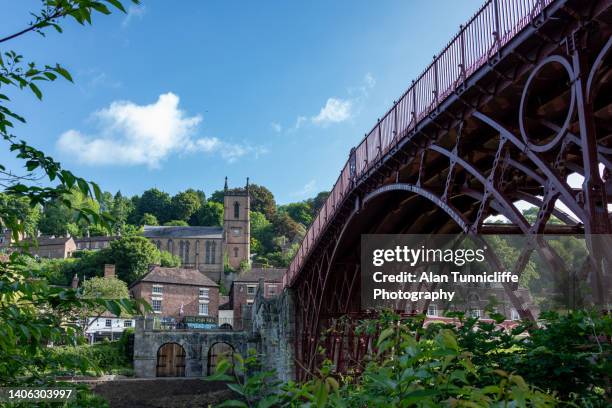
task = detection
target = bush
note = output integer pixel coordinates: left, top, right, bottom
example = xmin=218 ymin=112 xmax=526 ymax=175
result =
xmin=49 ymin=339 xmax=132 ymax=377
xmin=209 ymin=310 xmax=610 ymax=407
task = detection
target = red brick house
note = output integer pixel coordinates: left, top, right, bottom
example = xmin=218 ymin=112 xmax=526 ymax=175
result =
xmin=230 ymin=267 xmax=284 ymax=328
xmin=130 ymin=266 xmax=220 ymax=321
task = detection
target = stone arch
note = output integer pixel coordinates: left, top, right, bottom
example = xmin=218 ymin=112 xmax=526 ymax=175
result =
xmin=156 ymin=342 xmax=186 ymax=377
xmin=207 ymin=342 xmax=235 ymax=375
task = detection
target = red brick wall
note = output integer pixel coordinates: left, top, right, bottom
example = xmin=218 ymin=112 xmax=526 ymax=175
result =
xmin=131 ymin=282 xmax=219 ymax=320
xmin=230 ymin=282 xmax=280 ymax=328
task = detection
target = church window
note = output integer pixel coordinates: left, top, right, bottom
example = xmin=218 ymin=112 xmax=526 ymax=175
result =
xmin=184 ymin=241 xmax=190 ymax=263
xmin=205 ymin=241 xmax=211 ymax=264
xmin=234 ymin=201 xmax=240 ymax=219
xmin=233 ymin=247 xmax=239 ymax=258
xmin=211 ymin=241 xmax=216 ymax=263
xmin=168 ymin=240 xmax=173 ymax=254
xmin=179 ymin=241 xmax=184 ymax=260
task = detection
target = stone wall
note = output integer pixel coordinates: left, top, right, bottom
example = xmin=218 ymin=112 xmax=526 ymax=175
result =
xmin=133 ymin=318 xmax=255 ymax=377
xmin=250 ymin=283 xmax=296 ymax=382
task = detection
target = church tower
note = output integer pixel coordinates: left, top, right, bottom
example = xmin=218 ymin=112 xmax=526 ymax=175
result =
xmin=223 ymin=177 xmax=251 ymax=269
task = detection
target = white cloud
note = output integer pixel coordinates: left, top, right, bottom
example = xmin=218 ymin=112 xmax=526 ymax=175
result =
xmin=270 ymin=122 xmax=282 ymax=133
xmin=122 ymin=4 xmax=146 ymax=27
xmin=288 ymin=73 xmax=376 ymax=130
xmin=312 ymin=98 xmax=353 ymax=126
xmin=292 ymin=180 xmax=316 ymax=197
xmin=57 ymin=92 xmax=263 ymax=168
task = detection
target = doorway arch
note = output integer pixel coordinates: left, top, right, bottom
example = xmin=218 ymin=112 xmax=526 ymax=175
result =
xmin=156 ymin=342 xmax=186 ymax=377
xmin=207 ymin=342 xmax=235 ymax=375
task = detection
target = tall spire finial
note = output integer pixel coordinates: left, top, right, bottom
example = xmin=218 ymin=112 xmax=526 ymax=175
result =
xmin=224 ymin=176 xmax=228 ymax=192
xmin=246 ymin=177 xmax=250 ymax=193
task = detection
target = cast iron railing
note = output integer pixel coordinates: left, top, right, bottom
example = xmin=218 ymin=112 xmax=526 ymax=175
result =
xmin=284 ymin=0 xmax=555 ymax=287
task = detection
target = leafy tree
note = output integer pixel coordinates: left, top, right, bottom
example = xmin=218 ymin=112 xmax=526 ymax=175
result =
xmin=82 ymin=276 xmax=129 ymax=300
xmin=305 ymin=191 xmax=330 ymax=219
xmin=271 ymin=211 xmax=305 ymax=243
xmin=160 ymin=250 xmax=181 ymax=267
xmin=250 ymin=210 xmax=274 ymax=251
xmin=163 ymin=219 xmax=189 ymax=226
xmin=110 ymin=190 xmax=134 ymax=234
xmin=0 ymin=192 xmax=40 ymax=238
xmin=136 ymin=188 xmax=171 ymax=224
xmin=170 ymin=189 xmax=202 ymax=221
xmin=107 ymin=236 xmax=160 ymax=284
xmin=191 ymin=201 xmax=223 ymax=226
xmin=39 ymin=187 xmax=101 ymax=237
xmin=0 ymin=0 xmax=144 ymax=403
xmin=279 ymin=201 xmax=313 ymax=226
xmin=140 ymin=212 xmax=158 ymax=226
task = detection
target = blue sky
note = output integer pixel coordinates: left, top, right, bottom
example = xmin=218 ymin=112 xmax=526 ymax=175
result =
xmin=2 ymin=0 xmax=482 ymax=204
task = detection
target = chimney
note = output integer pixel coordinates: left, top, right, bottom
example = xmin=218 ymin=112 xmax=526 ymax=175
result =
xmin=71 ymin=273 xmax=79 ymax=289
xmin=104 ymin=264 xmax=116 ymax=278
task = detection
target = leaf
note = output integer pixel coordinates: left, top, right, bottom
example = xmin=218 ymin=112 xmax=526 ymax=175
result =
xmin=54 ymin=65 xmax=73 ymax=82
xmin=106 ymin=0 xmax=127 ymax=13
xmin=29 ymin=83 xmax=42 ymax=100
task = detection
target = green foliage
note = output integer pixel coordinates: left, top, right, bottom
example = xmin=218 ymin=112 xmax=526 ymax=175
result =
xmin=140 ymin=212 xmax=158 ymax=226
xmin=0 ymin=192 xmax=40 ymax=237
xmin=82 ymin=276 xmax=129 ymax=301
xmin=210 ymin=311 xmax=579 ymax=407
xmin=107 ymin=236 xmax=160 ymax=284
xmin=135 ymin=188 xmax=171 ymax=224
xmin=163 ymin=219 xmax=189 ymax=226
xmin=159 ymin=250 xmax=181 ymax=267
xmin=170 ymin=189 xmax=202 ymax=221
xmin=278 ymin=201 xmax=313 ymax=226
xmin=0 ymin=2 xmax=143 ymax=405
xmin=49 ymin=339 xmax=132 ymax=377
xmin=191 ymin=201 xmax=224 ymax=226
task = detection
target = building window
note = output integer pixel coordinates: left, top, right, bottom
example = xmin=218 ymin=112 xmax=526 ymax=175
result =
xmin=234 ymin=201 xmax=240 ymax=219
xmin=184 ymin=241 xmax=190 ymax=263
xmin=152 ymin=299 xmax=162 ymax=313
xmin=211 ymin=241 xmax=216 ymax=263
xmin=105 ymin=319 xmax=112 ymax=327
xmin=152 ymin=285 xmax=163 ymax=295
xmin=469 ymin=309 xmax=481 ymax=318
xmin=427 ymin=304 xmax=437 ymax=317
xmin=124 ymin=320 xmax=132 ymax=328
xmin=511 ymin=309 xmax=520 ymax=321
xmin=268 ymin=284 xmax=277 ymax=295
xmin=199 ymin=288 xmax=209 ymax=298
xmin=168 ymin=239 xmax=173 ymax=254
xmin=234 ymin=247 xmax=239 ymax=258
xmin=246 ymin=299 xmax=254 ymax=305
xmin=198 ymin=302 xmax=209 ymax=316
xmin=247 ymin=285 xmax=256 ymax=295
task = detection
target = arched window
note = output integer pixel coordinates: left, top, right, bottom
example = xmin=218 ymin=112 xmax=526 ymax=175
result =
xmin=179 ymin=241 xmax=184 ymax=261
xmin=205 ymin=241 xmax=211 ymax=264
xmin=184 ymin=241 xmax=190 ymax=263
xmin=195 ymin=240 xmax=200 ymax=264
xmin=168 ymin=239 xmax=174 ymax=254
xmin=211 ymin=241 xmax=216 ymax=264
xmin=233 ymin=247 xmax=239 ymax=258
xmin=234 ymin=201 xmax=240 ymax=219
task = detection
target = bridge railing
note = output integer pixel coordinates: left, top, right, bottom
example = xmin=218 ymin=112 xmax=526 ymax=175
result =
xmin=284 ymin=0 xmax=554 ymax=287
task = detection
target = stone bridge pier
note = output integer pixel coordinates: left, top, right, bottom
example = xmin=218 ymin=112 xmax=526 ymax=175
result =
xmin=133 ymin=283 xmax=296 ymax=380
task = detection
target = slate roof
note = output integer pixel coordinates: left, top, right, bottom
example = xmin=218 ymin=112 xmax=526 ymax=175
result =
xmin=132 ymin=266 xmax=219 ymax=287
xmin=74 ymin=236 xmax=118 ymax=243
xmin=23 ymin=236 xmax=74 ymax=246
xmin=232 ymin=267 xmax=286 ymax=283
xmin=143 ymin=225 xmax=223 ymax=239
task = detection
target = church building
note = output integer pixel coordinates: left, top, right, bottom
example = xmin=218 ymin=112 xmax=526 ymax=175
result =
xmin=143 ymin=178 xmax=250 ymax=283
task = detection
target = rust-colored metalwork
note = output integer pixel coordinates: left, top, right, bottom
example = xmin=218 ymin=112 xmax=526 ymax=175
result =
xmin=285 ymin=0 xmax=612 ymax=381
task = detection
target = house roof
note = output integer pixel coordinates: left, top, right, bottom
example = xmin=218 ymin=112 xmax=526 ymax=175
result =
xmin=232 ymin=267 xmax=286 ymax=283
xmin=131 ymin=266 xmax=219 ymax=287
xmin=143 ymin=225 xmax=223 ymax=239
xmin=74 ymin=236 xmax=118 ymax=243
xmin=23 ymin=236 xmax=75 ymax=246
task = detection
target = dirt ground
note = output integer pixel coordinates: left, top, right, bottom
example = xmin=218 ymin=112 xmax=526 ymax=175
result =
xmin=89 ymin=378 xmax=237 ymax=408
